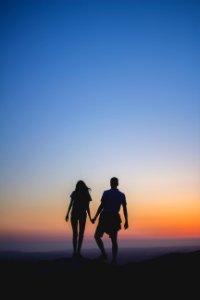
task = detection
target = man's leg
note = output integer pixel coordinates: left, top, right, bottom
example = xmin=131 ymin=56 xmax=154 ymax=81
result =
xmin=94 ymin=227 xmax=107 ymax=260
xmin=110 ymin=232 xmax=118 ymax=264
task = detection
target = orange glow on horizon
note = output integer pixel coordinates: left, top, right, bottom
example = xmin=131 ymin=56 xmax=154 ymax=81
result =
xmin=1 ymin=181 xmax=200 ymax=242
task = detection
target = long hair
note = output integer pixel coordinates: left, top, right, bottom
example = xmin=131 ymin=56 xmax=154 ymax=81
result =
xmin=75 ymin=180 xmax=91 ymax=194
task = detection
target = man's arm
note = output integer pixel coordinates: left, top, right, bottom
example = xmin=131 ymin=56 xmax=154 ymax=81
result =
xmin=122 ymin=203 xmax=129 ymax=229
xmin=92 ymin=203 xmax=104 ymax=223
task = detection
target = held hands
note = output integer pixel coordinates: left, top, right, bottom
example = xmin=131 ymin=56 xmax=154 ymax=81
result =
xmin=89 ymin=215 xmax=95 ymax=224
xmin=91 ymin=217 xmax=96 ymax=224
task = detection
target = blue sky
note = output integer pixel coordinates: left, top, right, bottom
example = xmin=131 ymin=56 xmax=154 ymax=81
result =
xmin=0 ymin=0 xmax=200 ymax=248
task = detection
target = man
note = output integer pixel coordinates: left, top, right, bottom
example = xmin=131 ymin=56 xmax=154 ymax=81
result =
xmin=92 ymin=177 xmax=128 ymax=264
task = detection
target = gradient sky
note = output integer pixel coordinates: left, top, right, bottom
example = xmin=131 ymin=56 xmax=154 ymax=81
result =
xmin=1 ymin=0 xmax=200 ymax=251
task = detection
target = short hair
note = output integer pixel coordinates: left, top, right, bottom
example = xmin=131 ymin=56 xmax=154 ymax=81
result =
xmin=110 ymin=177 xmax=118 ymax=187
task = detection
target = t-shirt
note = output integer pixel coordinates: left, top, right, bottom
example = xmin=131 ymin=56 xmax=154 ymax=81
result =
xmin=70 ymin=190 xmax=92 ymax=214
xmin=101 ymin=188 xmax=126 ymax=213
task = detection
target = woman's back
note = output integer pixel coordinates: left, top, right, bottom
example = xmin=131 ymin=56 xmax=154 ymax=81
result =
xmin=71 ymin=190 xmax=91 ymax=214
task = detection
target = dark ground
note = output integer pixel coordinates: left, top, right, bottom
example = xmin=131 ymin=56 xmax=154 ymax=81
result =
xmin=1 ymin=249 xmax=199 ymax=298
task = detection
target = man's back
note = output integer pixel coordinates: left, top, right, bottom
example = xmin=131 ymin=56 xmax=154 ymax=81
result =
xmin=101 ymin=188 xmax=126 ymax=213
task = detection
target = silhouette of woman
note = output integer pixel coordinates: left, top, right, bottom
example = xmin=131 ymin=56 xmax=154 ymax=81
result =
xmin=65 ymin=181 xmax=92 ymax=257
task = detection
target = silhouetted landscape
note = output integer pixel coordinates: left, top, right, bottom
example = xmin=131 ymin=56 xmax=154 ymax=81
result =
xmin=1 ymin=247 xmax=199 ymax=297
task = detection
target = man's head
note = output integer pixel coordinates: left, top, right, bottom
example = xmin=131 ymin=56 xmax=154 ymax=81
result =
xmin=110 ymin=177 xmax=119 ymax=189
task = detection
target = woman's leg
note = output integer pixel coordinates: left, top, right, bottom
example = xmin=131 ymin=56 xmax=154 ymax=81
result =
xmin=71 ymin=217 xmax=78 ymax=255
xmin=77 ymin=214 xmax=86 ymax=255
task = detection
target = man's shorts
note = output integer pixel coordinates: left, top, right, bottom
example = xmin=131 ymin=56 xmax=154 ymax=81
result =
xmin=95 ymin=211 xmax=122 ymax=238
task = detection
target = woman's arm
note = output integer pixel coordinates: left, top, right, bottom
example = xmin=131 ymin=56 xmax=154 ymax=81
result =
xmin=65 ymin=198 xmax=73 ymax=222
xmin=86 ymin=204 xmax=92 ymax=222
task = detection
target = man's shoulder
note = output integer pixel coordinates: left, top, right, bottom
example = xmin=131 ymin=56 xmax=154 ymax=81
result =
xmin=102 ymin=189 xmax=116 ymax=197
xmin=103 ymin=190 xmax=110 ymax=194
xmin=104 ymin=189 xmax=125 ymax=196
xmin=118 ymin=190 xmax=126 ymax=197
xmin=117 ymin=190 xmax=126 ymax=204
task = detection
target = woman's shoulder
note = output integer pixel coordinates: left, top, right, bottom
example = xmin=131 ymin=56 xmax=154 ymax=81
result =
xmin=88 ymin=191 xmax=92 ymax=201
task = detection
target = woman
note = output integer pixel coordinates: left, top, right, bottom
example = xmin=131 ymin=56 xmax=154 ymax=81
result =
xmin=65 ymin=180 xmax=92 ymax=257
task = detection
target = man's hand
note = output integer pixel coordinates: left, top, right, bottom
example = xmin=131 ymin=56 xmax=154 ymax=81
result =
xmin=124 ymin=221 xmax=128 ymax=230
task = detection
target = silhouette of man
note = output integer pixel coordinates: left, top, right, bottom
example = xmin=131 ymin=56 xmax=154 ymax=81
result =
xmin=92 ymin=177 xmax=128 ymax=264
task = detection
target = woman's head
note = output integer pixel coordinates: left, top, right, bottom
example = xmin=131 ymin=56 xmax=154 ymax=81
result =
xmin=75 ymin=180 xmax=90 ymax=193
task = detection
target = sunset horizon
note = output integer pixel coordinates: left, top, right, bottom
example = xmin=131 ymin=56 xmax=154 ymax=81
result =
xmin=1 ymin=0 xmax=200 ymax=253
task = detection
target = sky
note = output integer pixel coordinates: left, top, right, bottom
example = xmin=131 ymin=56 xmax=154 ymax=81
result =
xmin=0 ymin=0 xmax=200 ymax=251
